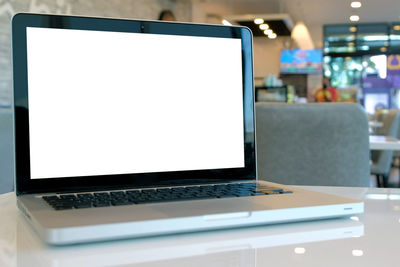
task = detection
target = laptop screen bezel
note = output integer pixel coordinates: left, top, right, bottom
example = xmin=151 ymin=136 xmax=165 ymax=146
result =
xmin=12 ymin=13 xmax=256 ymax=195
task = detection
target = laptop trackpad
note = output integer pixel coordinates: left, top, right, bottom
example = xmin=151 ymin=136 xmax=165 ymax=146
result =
xmin=150 ymin=198 xmax=264 ymax=219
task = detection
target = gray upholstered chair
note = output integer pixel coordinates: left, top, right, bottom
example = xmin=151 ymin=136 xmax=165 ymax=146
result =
xmin=0 ymin=109 xmax=14 ymax=194
xmin=371 ymin=110 xmax=400 ymax=187
xmin=256 ymin=103 xmax=370 ymax=187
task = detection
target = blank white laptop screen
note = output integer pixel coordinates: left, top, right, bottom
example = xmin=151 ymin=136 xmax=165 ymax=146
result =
xmin=26 ymin=27 xmax=244 ymax=179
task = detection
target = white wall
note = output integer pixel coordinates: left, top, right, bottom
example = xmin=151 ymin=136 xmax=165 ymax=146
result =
xmin=253 ymin=37 xmax=292 ymax=79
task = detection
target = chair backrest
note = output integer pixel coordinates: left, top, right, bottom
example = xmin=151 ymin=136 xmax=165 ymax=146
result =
xmin=256 ymin=103 xmax=370 ymax=187
xmin=371 ymin=110 xmax=400 ymax=174
xmin=0 ymin=109 xmax=14 ymax=194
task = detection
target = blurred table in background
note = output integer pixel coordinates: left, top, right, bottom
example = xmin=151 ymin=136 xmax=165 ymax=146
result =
xmin=369 ymin=135 xmax=400 ymax=150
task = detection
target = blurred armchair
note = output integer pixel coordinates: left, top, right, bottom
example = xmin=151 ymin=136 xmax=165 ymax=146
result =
xmin=256 ymin=103 xmax=370 ymax=187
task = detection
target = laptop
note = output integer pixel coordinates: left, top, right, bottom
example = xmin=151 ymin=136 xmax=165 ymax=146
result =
xmin=11 ymin=13 xmax=363 ymax=245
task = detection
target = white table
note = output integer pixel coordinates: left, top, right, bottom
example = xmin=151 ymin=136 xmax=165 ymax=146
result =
xmin=368 ymin=121 xmax=383 ymax=128
xmin=1 ymin=186 xmax=400 ymax=267
xmin=368 ymin=121 xmax=384 ymax=134
xmin=369 ymin=135 xmax=400 ymax=150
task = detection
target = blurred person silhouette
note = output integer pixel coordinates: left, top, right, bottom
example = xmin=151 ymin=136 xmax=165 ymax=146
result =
xmin=314 ymin=77 xmax=340 ymax=102
xmin=158 ymin=10 xmax=176 ymax=21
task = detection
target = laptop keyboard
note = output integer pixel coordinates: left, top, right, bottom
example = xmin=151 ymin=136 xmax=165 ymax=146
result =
xmin=42 ymin=183 xmax=293 ymax=210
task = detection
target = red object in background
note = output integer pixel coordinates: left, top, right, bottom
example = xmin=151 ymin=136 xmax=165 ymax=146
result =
xmin=314 ymin=87 xmax=340 ymax=102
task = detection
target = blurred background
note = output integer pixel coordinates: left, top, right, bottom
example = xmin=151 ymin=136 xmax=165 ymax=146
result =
xmin=1 ymin=0 xmax=400 ymax=112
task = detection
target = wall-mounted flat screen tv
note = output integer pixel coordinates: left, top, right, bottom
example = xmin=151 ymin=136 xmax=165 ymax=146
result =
xmin=280 ymin=49 xmax=323 ymax=74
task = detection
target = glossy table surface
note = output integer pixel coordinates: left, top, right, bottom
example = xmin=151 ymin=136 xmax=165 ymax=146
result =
xmin=1 ymin=186 xmax=400 ymax=267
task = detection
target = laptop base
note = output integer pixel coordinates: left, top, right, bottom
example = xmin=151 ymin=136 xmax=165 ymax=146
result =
xmin=17 ymin=181 xmax=363 ymax=245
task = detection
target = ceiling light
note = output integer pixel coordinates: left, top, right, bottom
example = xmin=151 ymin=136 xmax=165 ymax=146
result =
xmin=254 ymin=18 xmax=264 ymax=24
xmin=268 ymin=33 xmax=277 ymax=39
xmin=348 ymin=42 xmax=355 ymax=46
xmin=291 ymin=22 xmax=315 ymax=49
xmin=264 ymin=29 xmax=273 ymax=35
xmin=351 ymin=1 xmax=362 ymax=8
xmin=221 ymin=19 xmax=232 ymax=26
xmin=394 ymin=25 xmax=400 ymax=31
xmin=349 ymin=26 xmax=357 ymax=32
xmin=350 ymin=15 xmax=360 ymax=22
xmin=259 ymin=24 xmax=269 ymax=30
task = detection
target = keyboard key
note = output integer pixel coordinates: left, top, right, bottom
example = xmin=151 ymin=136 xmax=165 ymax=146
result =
xmin=94 ymin=192 xmax=110 ymax=198
xmin=60 ymin=194 xmax=77 ymax=200
xmin=54 ymin=199 xmax=75 ymax=204
xmin=156 ymin=188 xmax=171 ymax=193
xmin=93 ymin=201 xmax=110 ymax=207
xmin=77 ymin=193 xmax=93 ymax=197
xmin=126 ymin=190 xmax=141 ymax=195
xmin=43 ymin=195 xmax=59 ymax=200
xmin=110 ymin=191 xmax=125 ymax=197
xmin=74 ymin=202 xmax=92 ymax=209
xmin=200 ymin=186 xmax=215 ymax=190
xmin=94 ymin=197 xmax=110 ymax=202
xmin=141 ymin=189 xmax=157 ymax=194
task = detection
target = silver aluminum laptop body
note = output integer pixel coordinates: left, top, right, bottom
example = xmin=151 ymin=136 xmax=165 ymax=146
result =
xmin=12 ymin=13 xmax=363 ymax=245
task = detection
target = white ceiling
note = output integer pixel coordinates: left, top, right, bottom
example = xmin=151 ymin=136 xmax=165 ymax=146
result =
xmin=284 ymin=0 xmax=400 ymax=47
xmin=198 ymin=0 xmax=400 ymax=47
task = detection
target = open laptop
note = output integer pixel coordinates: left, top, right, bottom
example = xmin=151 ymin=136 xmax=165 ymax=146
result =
xmin=11 ymin=13 xmax=363 ymax=245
